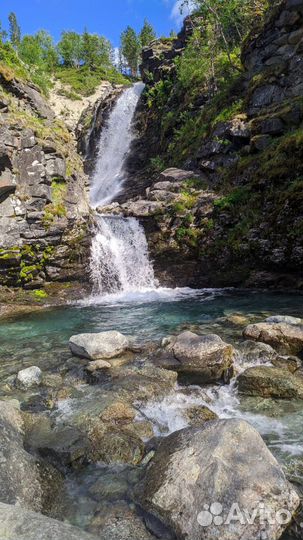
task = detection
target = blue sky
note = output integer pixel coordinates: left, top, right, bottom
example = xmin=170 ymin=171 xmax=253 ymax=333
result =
xmin=1 ymin=0 xmax=188 ymax=47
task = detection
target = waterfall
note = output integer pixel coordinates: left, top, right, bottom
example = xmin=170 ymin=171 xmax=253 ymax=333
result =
xmin=90 ymin=216 xmax=156 ymax=295
xmin=90 ymin=82 xmax=145 ymax=208
xmin=89 ymin=82 xmax=158 ymax=297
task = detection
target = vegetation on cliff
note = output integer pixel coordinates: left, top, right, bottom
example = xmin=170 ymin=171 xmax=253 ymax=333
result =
xmin=137 ymin=0 xmax=303 ymax=287
xmin=0 ymin=12 xmax=127 ymax=96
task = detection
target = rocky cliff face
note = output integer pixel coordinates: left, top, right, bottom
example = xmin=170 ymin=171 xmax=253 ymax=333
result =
xmin=76 ymin=85 xmax=124 ymax=176
xmin=120 ymin=0 xmax=303 ymax=289
xmin=0 ymin=72 xmax=92 ymax=291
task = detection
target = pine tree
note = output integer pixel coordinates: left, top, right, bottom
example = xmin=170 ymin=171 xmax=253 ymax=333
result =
xmin=120 ymin=26 xmax=140 ymax=77
xmin=8 ymin=12 xmax=21 ymax=48
xmin=139 ymin=19 xmax=156 ymax=48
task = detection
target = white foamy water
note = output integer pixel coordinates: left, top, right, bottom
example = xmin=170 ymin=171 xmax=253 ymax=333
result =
xmin=90 ymin=215 xmax=156 ymax=296
xmin=82 ymin=284 xmax=224 ymax=306
xmin=138 ymin=385 xmax=214 ymax=436
xmin=90 ymin=82 xmax=144 ymax=207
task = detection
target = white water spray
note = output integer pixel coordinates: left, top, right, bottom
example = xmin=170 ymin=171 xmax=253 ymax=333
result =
xmin=90 ymin=215 xmax=156 ymax=295
xmin=90 ymin=82 xmax=145 ymax=208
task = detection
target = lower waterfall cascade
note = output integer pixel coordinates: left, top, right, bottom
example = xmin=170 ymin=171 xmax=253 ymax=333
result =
xmin=90 ymin=215 xmax=156 ymax=295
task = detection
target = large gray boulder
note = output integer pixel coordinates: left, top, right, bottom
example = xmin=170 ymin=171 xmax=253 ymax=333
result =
xmin=161 ymin=331 xmax=235 ymax=383
xmin=243 ymin=316 xmax=303 ymax=355
xmin=238 ymin=366 xmax=303 ymax=399
xmin=69 ymin=331 xmax=129 ymax=360
xmin=0 ymin=502 xmax=99 ymax=540
xmin=137 ymin=419 xmax=299 ymax=540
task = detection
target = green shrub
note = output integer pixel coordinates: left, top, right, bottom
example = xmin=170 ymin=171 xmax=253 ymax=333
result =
xmin=150 ymin=155 xmax=166 ymax=172
xmin=32 ymin=289 xmax=48 ymax=299
xmin=214 ymin=187 xmax=251 ymax=210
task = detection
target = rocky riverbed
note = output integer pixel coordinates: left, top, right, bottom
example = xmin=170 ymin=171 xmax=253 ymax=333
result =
xmin=0 ymin=290 xmax=302 ymax=539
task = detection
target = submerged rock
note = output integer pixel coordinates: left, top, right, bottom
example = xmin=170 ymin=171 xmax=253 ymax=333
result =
xmin=136 ymin=419 xmax=299 ymax=540
xmin=89 ymin=501 xmax=156 ymax=540
xmin=238 ymin=366 xmax=303 ymax=399
xmin=161 ymin=331 xmax=235 ymax=383
xmin=0 ymin=502 xmax=99 ymax=540
xmin=86 ymin=359 xmax=112 ymax=371
xmin=0 ymin=400 xmax=61 ymax=512
xmin=69 ymin=331 xmax=129 ymax=360
xmin=16 ymin=366 xmax=42 ymax=389
xmin=243 ymin=317 xmax=303 ymax=355
xmin=27 ymin=424 xmax=91 ymax=470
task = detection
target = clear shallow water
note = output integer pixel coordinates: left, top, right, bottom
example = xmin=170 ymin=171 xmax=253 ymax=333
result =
xmin=0 ymin=288 xmax=302 ymax=377
xmin=1 ymin=288 xmax=303 ymax=537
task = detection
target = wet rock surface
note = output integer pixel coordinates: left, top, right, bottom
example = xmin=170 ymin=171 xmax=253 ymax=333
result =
xmin=0 ymin=400 xmax=62 ymax=512
xmin=158 ymin=331 xmax=235 ymax=384
xmin=238 ymin=366 xmax=303 ymax=399
xmin=243 ymin=317 xmax=303 ymax=355
xmin=0 ymin=502 xmax=100 ymax=540
xmin=69 ymin=331 xmax=130 ymax=360
xmin=16 ymin=366 xmax=42 ymax=389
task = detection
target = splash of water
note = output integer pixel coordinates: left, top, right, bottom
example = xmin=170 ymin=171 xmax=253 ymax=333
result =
xmin=90 ymin=82 xmax=144 ymax=208
xmin=90 ymin=215 xmax=156 ymax=295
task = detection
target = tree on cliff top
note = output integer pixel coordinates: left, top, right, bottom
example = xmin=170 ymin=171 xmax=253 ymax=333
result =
xmin=140 ymin=19 xmax=156 ymax=47
xmin=120 ymin=26 xmax=141 ymax=77
xmin=57 ymin=31 xmax=83 ymax=67
xmin=8 ymin=12 xmax=21 ymax=48
xmin=81 ymin=30 xmax=111 ymax=70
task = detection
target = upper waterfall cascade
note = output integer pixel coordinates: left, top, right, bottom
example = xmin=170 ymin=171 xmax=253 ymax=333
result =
xmin=90 ymin=82 xmax=145 ymax=208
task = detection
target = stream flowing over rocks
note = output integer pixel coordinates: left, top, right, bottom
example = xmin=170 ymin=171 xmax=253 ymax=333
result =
xmin=1 ymin=304 xmax=303 ymax=539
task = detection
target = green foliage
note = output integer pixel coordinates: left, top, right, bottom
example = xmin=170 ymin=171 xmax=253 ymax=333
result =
xmin=43 ymin=180 xmax=67 ymax=225
xmin=214 ymin=186 xmax=251 ymax=210
xmin=54 ymin=65 xmax=127 ymax=96
xmin=211 ymin=99 xmax=244 ymax=126
xmin=140 ymin=19 xmax=156 ymax=47
xmin=183 ymin=177 xmax=207 ymax=190
xmin=0 ymin=14 xmax=126 ymax=94
xmin=171 ymin=191 xmax=198 ymax=215
xmin=57 ymin=31 xmax=83 ymax=67
xmin=8 ymin=12 xmax=21 ymax=48
xmin=31 ymin=289 xmax=48 ymax=299
xmin=81 ymin=30 xmax=111 ymax=70
xmin=176 ymin=226 xmax=200 ymax=247
xmin=18 ymin=30 xmax=58 ymax=94
xmin=57 ymin=30 xmax=112 ymax=70
xmin=176 ymin=27 xmax=242 ymax=97
xmin=150 ymin=155 xmax=166 ymax=172
xmin=0 ymin=41 xmax=28 ymax=81
xmin=120 ymin=26 xmax=141 ymax=77
xmin=145 ymin=79 xmax=173 ymax=109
